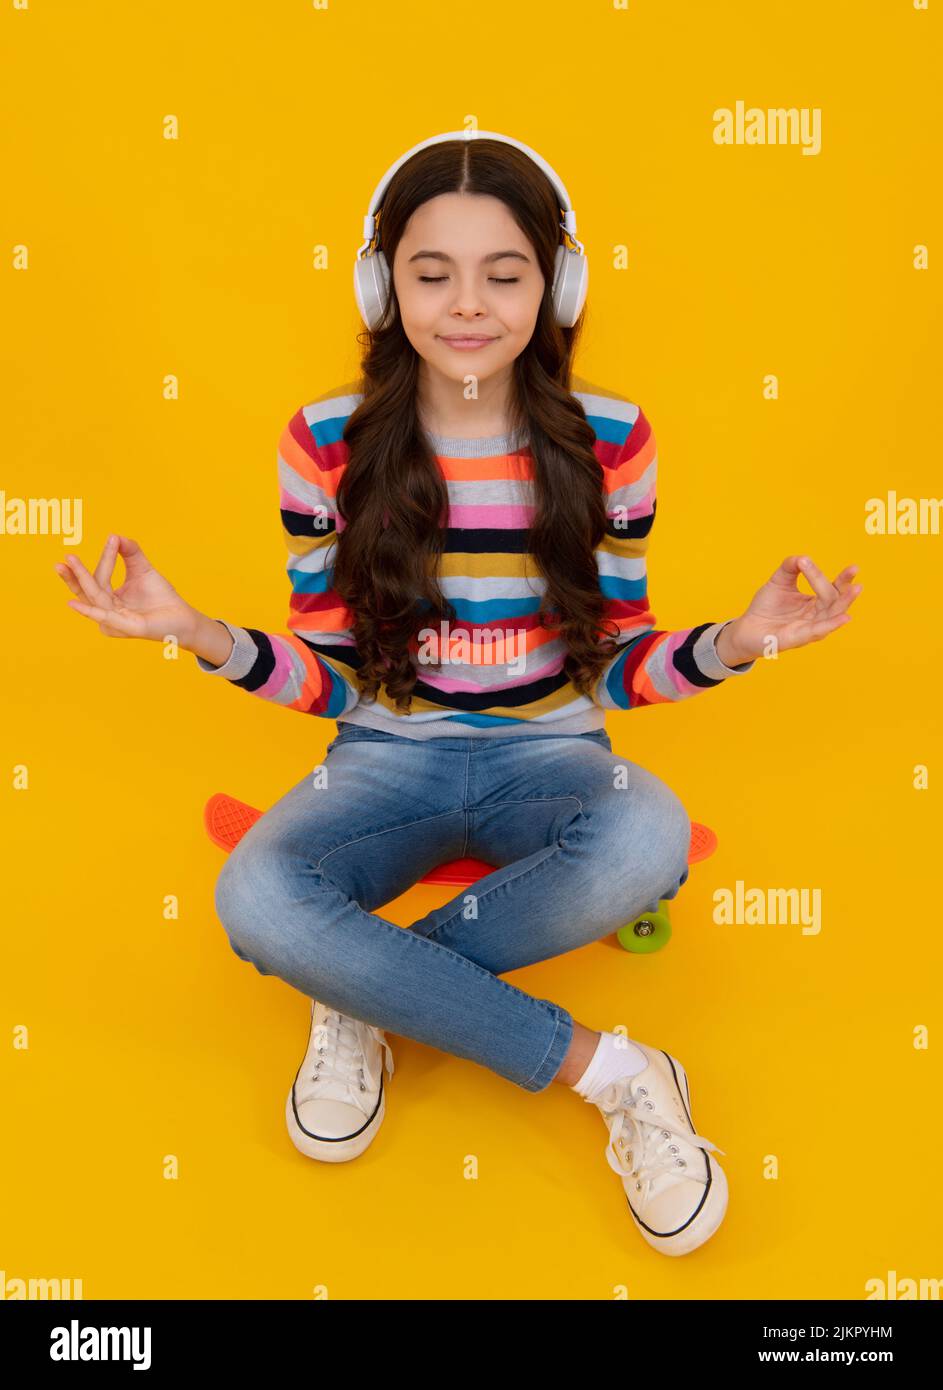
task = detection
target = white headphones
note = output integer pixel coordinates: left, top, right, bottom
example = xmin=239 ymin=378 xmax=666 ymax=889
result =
xmin=353 ymin=129 xmax=589 ymax=330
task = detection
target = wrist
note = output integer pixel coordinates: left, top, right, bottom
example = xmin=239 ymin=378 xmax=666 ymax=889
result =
xmin=180 ymin=610 xmax=233 ymax=665
xmin=177 ymin=607 xmax=205 ymax=651
xmin=715 ymin=619 xmax=755 ymax=668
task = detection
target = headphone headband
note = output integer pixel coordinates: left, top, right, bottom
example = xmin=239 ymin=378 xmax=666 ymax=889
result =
xmin=355 ymin=129 xmax=582 ymax=258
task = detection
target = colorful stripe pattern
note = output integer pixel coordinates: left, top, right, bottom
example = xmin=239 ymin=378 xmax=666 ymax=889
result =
xmin=195 ymin=377 xmax=755 ymax=738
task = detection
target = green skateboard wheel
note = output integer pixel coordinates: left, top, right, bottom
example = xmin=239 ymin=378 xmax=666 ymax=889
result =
xmin=616 ymin=901 xmax=672 ymax=953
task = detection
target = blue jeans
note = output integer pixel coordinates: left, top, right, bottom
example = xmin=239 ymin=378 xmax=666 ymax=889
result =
xmin=214 ymin=725 xmax=692 ymax=1093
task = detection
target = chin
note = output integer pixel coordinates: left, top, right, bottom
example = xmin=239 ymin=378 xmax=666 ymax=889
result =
xmin=432 ymin=349 xmax=474 ymax=376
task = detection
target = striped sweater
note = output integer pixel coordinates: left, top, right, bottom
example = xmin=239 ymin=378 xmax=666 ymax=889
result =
xmin=195 ymin=377 xmax=755 ymax=739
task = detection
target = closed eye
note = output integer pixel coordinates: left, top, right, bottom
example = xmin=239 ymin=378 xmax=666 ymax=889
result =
xmin=418 ymin=275 xmax=519 ymax=284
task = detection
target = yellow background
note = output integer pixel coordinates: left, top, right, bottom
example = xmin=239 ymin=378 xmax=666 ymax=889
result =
xmin=2 ymin=0 xmax=940 ymax=1300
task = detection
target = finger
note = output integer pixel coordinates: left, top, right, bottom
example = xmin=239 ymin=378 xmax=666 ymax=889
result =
xmin=66 ymin=599 xmax=112 ymax=622
xmin=832 ymin=582 xmax=863 ymax=613
xmin=766 ymin=555 xmax=810 ymax=595
xmin=824 ymin=574 xmax=864 ymax=616
xmin=93 ymin=533 xmax=121 ymax=589
xmin=796 ymin=556 xmax=838 ymax=604
xmin=63 ymin=553 xmax=115 ymax=610
xmin=116 ymin=536 xmax=151 ymax=578
xmin=54 ymin=561 xmax=82 ymax=597
xmin=66 ymin=599 xmax=139 ymax=636
xmin=809 ymin=611 xmax=853 ymax=640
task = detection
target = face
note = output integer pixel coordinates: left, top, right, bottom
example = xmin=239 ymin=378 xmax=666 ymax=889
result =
xmin=391 ymin=192 xmax=545 ymax=401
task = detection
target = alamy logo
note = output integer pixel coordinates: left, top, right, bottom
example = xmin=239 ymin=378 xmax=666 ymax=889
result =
xmin=865 ymin=1270 xmax=941 ymax=1300
xmin=713 ymin=881 xmax=822 ymax=935
xmin=713 ymin=101 xmax=822 ymax=156
xmin=0 ymin=493 xmax=83 ymax=543
xmin=417 ymin=622 xmax=528 ymax=677
xmin=865 ymin=492 xmax=941 ymax=535
xmin=49 ymin=1320 xmax=151 ymax=1369
xmin=1 ymin=1269 xmax=83 ymax=1299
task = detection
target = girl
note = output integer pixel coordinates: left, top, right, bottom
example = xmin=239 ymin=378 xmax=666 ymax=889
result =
xmin=54 ymin=132 xmax=861 ymax=1258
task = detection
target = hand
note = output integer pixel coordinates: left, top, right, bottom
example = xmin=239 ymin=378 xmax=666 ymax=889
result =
xmin=53 ymin=534 xmax=199 ymax=645
xmin=720 ymin=555 xmax=862 ymax=664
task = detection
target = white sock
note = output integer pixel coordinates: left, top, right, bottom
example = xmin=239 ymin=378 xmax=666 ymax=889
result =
xmin=570 ymin=1031 xmax=649 ymax=1100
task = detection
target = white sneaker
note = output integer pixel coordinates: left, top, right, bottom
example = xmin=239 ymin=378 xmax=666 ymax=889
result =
xmin=585 ymin=1042 xmax=728 ymax=1256
xmin=285 ymin=999 xmax=394 ymax=1163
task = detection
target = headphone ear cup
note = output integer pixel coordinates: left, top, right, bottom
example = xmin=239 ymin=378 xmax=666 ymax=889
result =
xmin=354 ymin=250 xmax=392 ymax=329
xmin=552 ymin=244 xmax=589 ymax=327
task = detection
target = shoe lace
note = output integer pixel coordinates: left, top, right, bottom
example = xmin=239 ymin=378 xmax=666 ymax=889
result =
xmin=594 ymin=1075 xmax=726 ymax=1200
xmin=304 ymin=1009 xmax=394 ymax=1115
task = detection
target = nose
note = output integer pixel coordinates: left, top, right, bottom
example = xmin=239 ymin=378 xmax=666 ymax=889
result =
xmin=446 ymin=278 xmax=492 ymax=318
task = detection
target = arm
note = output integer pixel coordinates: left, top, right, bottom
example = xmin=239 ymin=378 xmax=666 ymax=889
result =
xmin=190 ymin=406 xmax=363 ymax=717
xmin=594 ymin=404 xmax=756 ymax=711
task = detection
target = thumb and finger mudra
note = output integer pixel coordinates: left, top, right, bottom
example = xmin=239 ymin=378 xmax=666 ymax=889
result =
xmin=61 ymin=553 xmax=141 ymax=637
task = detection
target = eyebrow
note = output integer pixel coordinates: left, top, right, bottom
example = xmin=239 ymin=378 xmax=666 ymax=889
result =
xmin=406 ymin=249 xmax=531 ymax=264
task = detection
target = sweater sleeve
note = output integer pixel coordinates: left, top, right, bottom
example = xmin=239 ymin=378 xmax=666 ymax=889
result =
xmin=194 ymin=406 xmax=363 ymax=717
xmin=594 ymin=404 xmax=755 ymax=711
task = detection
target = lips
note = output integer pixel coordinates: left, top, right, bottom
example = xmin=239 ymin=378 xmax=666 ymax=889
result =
xmin=438 ymin=335 xmax=497 ymax=348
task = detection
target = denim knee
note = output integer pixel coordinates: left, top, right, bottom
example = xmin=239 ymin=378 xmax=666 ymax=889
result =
xmin=213 ymin=838 xmax=297 ymax=976
xmin=577 ymin=772 xmax=692 ymax=917
xmin=642 ymin=781 xmax=692 ymax=898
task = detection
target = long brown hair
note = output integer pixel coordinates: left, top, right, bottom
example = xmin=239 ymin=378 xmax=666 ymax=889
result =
xmin=332 ymin=137 xmax=623 ymax=713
